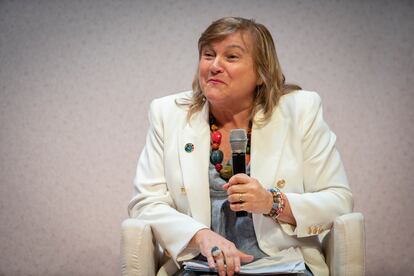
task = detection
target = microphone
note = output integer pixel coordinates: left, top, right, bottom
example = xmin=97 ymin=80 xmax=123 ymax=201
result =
xmin=230 ymin=129 xmax=248 ymax=217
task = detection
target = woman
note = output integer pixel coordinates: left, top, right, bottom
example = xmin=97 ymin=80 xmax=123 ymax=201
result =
xmin=128 ymin=17 xmax=352 ymax=276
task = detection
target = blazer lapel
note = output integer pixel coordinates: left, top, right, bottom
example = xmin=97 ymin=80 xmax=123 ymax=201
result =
xmin=250 ymin=108 xmax=290 ymax=188
xmin=178 ymin=103 xmax=211 ymax=227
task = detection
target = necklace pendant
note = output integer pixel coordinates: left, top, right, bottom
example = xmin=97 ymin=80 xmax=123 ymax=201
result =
xmin=211 ymin=131 xmax=222 ymax=144
xmin=210 ymin=150 xmax=224 ymax=164
xmin=219 ymin=165 xmax=233 ymax=180
xmin=215 ymin=163 xmax=223 ymax=172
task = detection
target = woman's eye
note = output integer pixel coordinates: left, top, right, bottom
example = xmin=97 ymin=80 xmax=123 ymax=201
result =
xmin=227 ymin=55 xmax=239 ymax=60
xmin=202 ymin=52 xmax=214 ymax=58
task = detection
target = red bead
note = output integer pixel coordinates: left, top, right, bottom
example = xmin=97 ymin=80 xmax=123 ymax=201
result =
xmin=212 ymin=143 xmax=220 ymax=150
xmin=215 ymin=163 xmax=223 ymax=172
xmin=211 ymin=131 xmax=222 ymax=144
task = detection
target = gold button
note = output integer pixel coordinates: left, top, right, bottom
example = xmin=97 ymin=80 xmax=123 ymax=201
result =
xmin=312 ymin=227 xmax=319 ymax=235
xmin=277 ymin=179 xmax=286 ymax=189
xmin=180 ymin=187 xmax=186 ymax=194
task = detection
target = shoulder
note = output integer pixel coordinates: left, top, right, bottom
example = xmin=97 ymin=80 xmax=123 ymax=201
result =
xmin=148 ymin=90 xmax=192 ymax=116
xmin=147 ymin=90 xmax=192 ymax=127
xmin=150 ymin=90 xmax=192 ymax=110
xmin=275 ymin=90 xmax=331 ymax=139
xmin=279 ymin=90 xmax=321 ymax=109
xmin=277 ymin=90 xmax=322 ymax=119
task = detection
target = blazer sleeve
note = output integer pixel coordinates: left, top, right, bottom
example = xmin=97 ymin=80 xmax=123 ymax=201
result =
xmin=128 ymin=99 xmax=207 ymax=263
xmin=280 ymin=92 xmax=353 ymax=238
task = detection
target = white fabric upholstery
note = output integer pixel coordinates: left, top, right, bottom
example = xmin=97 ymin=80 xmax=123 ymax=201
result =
xmin=322 ymin=213 xmax=365 ymax=276
xmin=121 ymin=213 xmax=365 ymax=276
xmin=121 ymin=219 xmax=158 ymax=276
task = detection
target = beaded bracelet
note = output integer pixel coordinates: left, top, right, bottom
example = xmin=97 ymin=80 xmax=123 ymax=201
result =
xmin=263 ymin=188 xmax=285 ymax=221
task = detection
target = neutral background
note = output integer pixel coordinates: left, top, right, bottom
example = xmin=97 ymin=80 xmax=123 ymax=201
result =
xmin=1 ymin=0 xmax=413 ymax=275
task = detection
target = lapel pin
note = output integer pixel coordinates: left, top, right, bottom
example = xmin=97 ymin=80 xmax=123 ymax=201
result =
xmin=184 ymin=143 xmax=194 ymax=153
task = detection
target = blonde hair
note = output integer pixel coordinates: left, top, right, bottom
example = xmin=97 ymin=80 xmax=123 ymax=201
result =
xmin=187 ymin=17 xmax=301 ymax=124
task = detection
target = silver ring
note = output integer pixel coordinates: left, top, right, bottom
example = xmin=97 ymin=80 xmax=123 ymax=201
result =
xmin=239 ymin=193 xmax=243 ymax=203
xmin=211 ymin=246 xmax=221 ymax=258
xmin=240 ymin=203 xmax=244 ymax=211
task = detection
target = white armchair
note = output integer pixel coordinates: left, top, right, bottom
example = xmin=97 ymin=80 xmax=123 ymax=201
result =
xmin=121 ymin=213 xmax=365 ymax=276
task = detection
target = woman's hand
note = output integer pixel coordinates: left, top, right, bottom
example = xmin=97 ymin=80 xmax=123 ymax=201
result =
xmin=223 ymin=174 xmax=273 ymax=214
xmin=224 ymin=174 xmax=297 ymax=225
xmin=189 ymin=228 xmax=254 ymax=276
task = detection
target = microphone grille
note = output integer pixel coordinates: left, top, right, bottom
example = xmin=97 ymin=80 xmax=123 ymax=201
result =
xmin=229 ymin=129 xmax=247 ymax=153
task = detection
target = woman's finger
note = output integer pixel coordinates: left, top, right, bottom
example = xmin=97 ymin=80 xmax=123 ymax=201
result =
xmin=230 ymin=202 xmax=247 ymax=212
xmin=238 ymin=250 xmax=255 ymax=263
xmin=227 ymin=183 xmax=248 ymax=195
xmin=234 ymin=254 xmax=241 ymax=273
xmin=223 ymin=249 xmax=235 ymax=276
xmin=228 ymin=192 xmax=247 ymax=203
xmin=207 ymin=245 xmax=222 ymax=269
xmin=206 ymin=254 xmax=216 ymax=270
xmin=214 ymin=251 xmax=226 ymax=276
xmin=228 ymin=173 xmax=250 ymax=186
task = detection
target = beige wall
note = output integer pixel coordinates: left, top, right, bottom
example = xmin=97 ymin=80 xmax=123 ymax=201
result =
xmin=0 ymin=0 xmax=413 ymax=275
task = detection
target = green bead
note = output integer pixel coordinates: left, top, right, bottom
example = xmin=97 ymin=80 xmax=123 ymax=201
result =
xmin=219 ymin=165 xmax=233 ymax=180
xmin=210 ymin=150 xmax=223 ymax=164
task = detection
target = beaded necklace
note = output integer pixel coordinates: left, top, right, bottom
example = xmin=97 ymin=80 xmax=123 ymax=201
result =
xmin=209 ymin=114 xmax=252 ymax=180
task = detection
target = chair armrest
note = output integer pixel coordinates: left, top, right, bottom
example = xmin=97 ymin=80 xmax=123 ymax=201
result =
xmin=322 ymin=212 xmax=365 ymax=276
xmin=121 ymin=219 xmax=158 ymax=276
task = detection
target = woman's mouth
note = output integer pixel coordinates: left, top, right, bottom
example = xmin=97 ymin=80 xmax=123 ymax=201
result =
xmin=208 ymin=78 xmax=225 ymax=84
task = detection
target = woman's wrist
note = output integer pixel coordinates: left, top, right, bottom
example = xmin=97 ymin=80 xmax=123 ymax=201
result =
xmin=263 ymin=188 xmax=285 ymax=221
xmin=190 ymin=228 xmax=210 ymax=247
xmin=264 ymin=190 xmax=274 ymax=214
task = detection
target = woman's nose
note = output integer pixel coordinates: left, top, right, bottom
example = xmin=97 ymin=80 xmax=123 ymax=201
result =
xmin=210 ymin=57 xmax=224 ymax=74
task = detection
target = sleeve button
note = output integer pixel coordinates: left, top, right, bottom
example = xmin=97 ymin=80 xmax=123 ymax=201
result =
xmin=276 ymin=179 xmax=286 ymax=189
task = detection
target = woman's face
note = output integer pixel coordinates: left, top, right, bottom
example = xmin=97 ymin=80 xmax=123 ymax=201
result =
xmin=198 ymin=31 xmax=260 ymax=109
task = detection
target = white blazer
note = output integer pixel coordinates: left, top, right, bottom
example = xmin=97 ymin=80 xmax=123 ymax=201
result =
xmin=128 ymin=90 xmax=353 ymax=276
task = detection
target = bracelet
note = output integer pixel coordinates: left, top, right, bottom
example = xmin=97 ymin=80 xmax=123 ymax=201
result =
xmin=263 ymin=188 xmax=285 ymax=221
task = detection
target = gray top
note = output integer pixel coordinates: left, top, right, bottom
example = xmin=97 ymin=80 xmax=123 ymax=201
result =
xmin=209 ymin=161 xmax=267 ymax=260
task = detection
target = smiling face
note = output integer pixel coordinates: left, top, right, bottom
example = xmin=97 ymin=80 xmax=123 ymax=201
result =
xmin=198 ymin=31 xmax=261 ymax=110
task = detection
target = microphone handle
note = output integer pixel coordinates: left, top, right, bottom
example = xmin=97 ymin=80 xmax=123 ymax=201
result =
xmin=232 ymin=152 xmax=248 ymax=217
